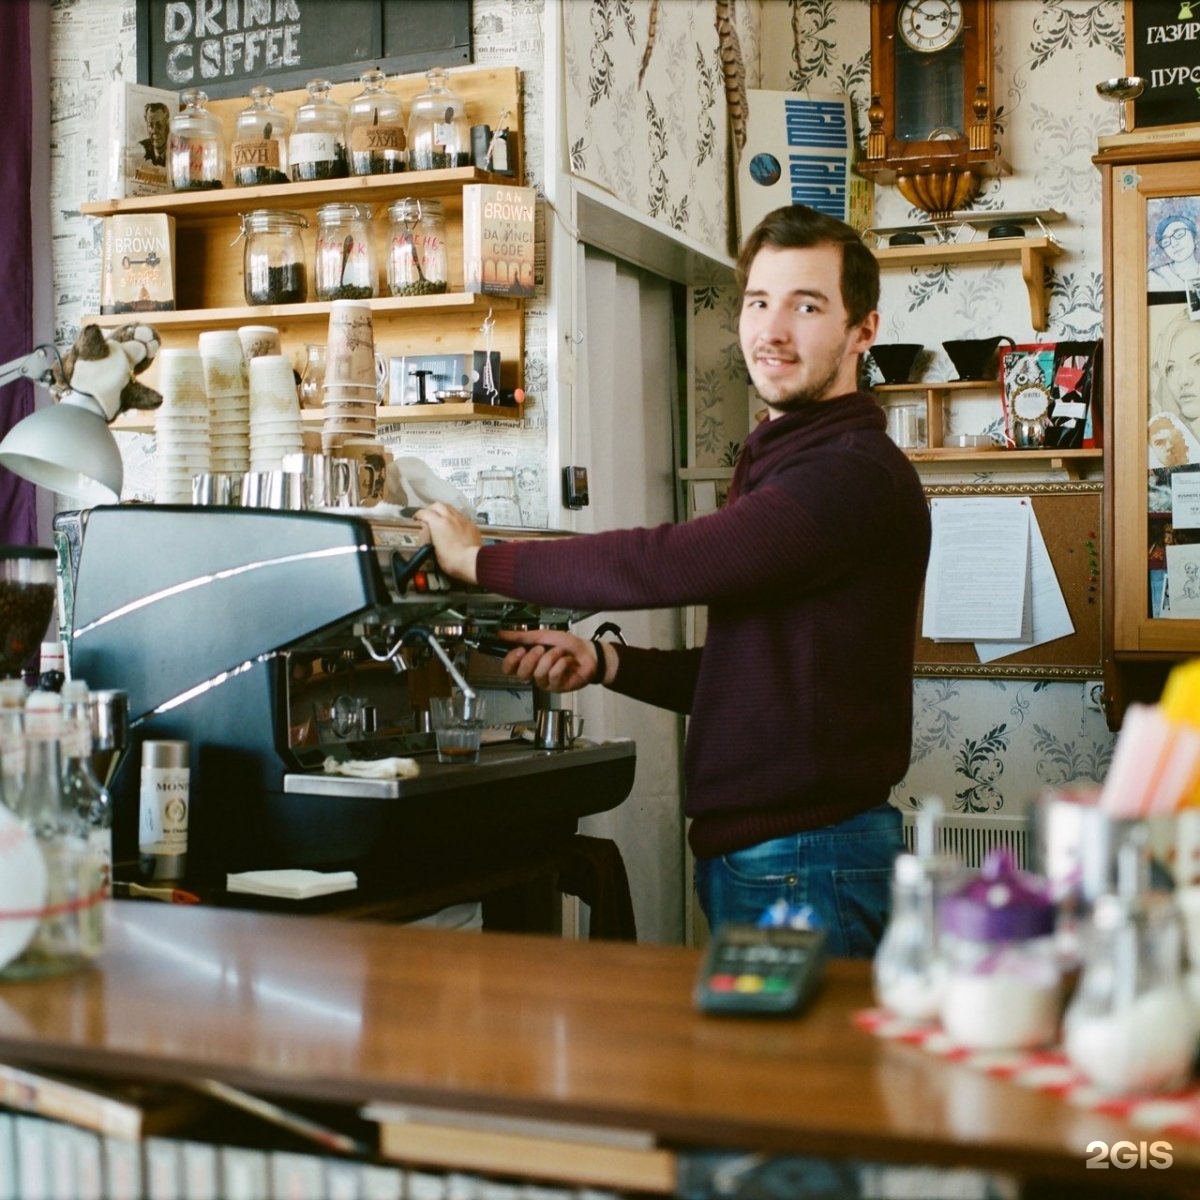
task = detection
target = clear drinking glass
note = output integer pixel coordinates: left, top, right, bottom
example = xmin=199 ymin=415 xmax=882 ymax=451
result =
xmin=430 ymin=691 xmax=487 ymax=764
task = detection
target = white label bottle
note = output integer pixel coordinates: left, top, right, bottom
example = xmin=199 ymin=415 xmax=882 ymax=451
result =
xmin=139 ymin=740 xmax=190 ymax=881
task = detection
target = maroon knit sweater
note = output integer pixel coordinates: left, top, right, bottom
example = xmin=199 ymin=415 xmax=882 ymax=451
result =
xmin=476 ymin=392 xmax=931 ymax=858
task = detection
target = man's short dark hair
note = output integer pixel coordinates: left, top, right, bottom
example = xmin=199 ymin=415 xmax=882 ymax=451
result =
xmin=144 ymin=102 xmax=170 ymax=121
xmin=735 ymin=204 xmax=879 ymax=328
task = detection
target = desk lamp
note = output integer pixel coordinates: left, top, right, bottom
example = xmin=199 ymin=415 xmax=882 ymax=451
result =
xmin=0 ymin=344 xmax=124 ymax=505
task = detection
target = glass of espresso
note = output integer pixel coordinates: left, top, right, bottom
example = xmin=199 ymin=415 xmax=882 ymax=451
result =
xmin=429 ymin=691 xmax=487 ymax=765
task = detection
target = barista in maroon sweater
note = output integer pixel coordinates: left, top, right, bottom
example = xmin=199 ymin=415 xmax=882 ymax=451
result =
xmin=418 ymin=205 xmax=931 ymax=956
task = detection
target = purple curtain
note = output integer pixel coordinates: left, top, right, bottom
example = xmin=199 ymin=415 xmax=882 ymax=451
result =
xmin=0 ymin=0 xmax=35 ymax=545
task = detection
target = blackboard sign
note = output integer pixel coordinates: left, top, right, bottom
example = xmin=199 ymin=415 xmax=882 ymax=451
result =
xmin=136 ymin=0 xmax=471 ymax=100
xmin=1126 ymin=0 xmax=1200 ymax=131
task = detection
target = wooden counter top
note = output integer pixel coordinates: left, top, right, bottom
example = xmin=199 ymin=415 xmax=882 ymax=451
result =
xmin=1 ymin=903 xmax=1197 ymax=1194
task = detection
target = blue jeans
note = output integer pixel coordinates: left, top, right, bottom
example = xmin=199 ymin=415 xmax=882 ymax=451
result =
xmin=693 ymin=804 xmax=903 ymax=958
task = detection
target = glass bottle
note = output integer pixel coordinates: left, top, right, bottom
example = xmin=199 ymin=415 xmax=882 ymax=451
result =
xmin=386 ymin=198 xmax=447 ymax=296
xmin=139 ymin=740 xmax=190 ymax=882
xmin=0 ymin=691 xmax=103 ymax=979
xmin=0 ymin=677 xmax=26 ymax=800
xmin=289 ymin=78 xmax=349 ymax=181
xmin=314 ymin=203 xmax=377 ymax=301
xmin=61 ymin=680 xmax=113 ymax=910
xmin=873 ymin=854 xmax=948 ymax=1023
xmin=240 ymin=209 xmax=308 ymax=305
xmin=407 ymin=68 xmax=471 ymax=170
xmin=1063 ymin=836 xmax=1198 ymax=1093
xmin=232 ymin=84 xmax=290 ymax=187
xmin=168 ymin=88 xmax=225 ymax=191
xmin=348 ymin=67 xmax=406 ymax=175
xmin=298 ymin=344 xmax=327 ymax=409
xmin=37 ymin=639 xmax=66 ymax=693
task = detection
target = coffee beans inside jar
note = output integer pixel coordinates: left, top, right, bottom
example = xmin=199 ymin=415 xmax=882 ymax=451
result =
xmin=240 ymin=209 xmax=308 ymax=305
xmin=0 ymin=581 xmax=55 ymax=680
xmin=386 ymin=198 xmax=447 ymax=297
xmin=289 ymin=78 xmax=349 ymax=182
xmin=232 ymin=84 xmax=290 ymax=187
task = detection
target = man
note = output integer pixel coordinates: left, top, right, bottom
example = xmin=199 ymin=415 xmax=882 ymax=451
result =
xmin=140 ymin=102 xmax=170 ymax=167
xmin=417 ymin=204 xmax=931 ymax=957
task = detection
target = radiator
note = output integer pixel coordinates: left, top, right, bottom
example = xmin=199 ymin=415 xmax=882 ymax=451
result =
xmin=901 ymin=811 xmax=1030 ymax=871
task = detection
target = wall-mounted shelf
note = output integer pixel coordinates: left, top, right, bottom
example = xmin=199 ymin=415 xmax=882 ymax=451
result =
xmin=80 ymin=68 xmax=526 ymax=432
xmin=872 ymin=235 xmax=1063 ymax=331
xmin=874 ymin=380 xmax=1100 ymax=478
xmin=112 ymin=402 xmax=523 ymax=434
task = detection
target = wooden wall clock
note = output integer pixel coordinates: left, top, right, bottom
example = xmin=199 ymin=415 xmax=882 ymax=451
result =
xmin=859 ymin=0 xmax=1008 ymax=218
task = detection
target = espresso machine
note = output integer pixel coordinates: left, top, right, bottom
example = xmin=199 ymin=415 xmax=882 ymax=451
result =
xmin=69 ymin=505 xmax=635 ymax=886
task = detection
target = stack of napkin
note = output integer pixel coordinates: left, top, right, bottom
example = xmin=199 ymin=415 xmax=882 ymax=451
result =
xmin=226 ymin=869 xmax=358 ymax=900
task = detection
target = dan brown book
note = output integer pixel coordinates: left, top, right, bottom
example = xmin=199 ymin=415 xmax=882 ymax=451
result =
xmin=462 ymin=183 xmax=536 ymax=298
xmin=100 ymin=213 xmax=176 ymax=314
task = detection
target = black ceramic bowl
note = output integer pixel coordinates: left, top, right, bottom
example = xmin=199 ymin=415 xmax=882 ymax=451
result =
xmin=988 ymin=223 xmax=1026 ymax=240
xmin=868 ymin=343 xmax=922 ymax=385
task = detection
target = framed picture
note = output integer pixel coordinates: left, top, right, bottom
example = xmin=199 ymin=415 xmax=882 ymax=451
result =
xmin=136 ymin=0 xmax=471 ymax=100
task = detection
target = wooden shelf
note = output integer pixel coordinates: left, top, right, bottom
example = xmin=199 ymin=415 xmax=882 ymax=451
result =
xmin=80 ymin=166 xmax=500 ymax=221
xmin=112 ymin=402 xmax=523 ymax=433
xmin=88 ymin=292 xmax=515 ymax=330
xmin=83 ymin=67 xmax=526 ymax=431
xmin=873 ymin=235 xmax=1063 ymax=331
xmin=872 ymin=381 xmax=1100 ymax=477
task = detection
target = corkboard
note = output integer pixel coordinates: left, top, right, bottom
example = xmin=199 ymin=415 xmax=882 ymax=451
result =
xmin=915 ymin=482 xmax=1102 ymax=680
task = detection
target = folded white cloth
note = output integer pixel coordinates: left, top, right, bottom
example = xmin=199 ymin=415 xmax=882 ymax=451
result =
xmin=226 ymin=869 xmax=358 ymax=900
xmin=322 ymin=756 xmax=420 ymax=779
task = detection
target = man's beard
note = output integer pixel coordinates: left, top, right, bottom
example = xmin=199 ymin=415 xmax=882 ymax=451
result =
xmin=757 ymin=353 xmax=847 ymax=413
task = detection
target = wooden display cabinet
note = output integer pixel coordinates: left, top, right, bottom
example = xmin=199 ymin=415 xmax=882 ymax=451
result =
xmin=80 ymin=68 xmax=526 ymax=428
xmin=1097 ymin=145 xmax=1200 ymax=726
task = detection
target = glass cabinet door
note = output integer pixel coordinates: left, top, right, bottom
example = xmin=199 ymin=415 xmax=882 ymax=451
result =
xmin=1104 ymin=152 xmax=1200 ymax=717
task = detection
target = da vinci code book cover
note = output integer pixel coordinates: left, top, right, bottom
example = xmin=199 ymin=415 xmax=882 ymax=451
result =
xmin=462 ymin=184 xmax=536 ymax=298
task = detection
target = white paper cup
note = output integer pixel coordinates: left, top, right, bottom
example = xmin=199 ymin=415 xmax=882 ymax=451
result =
xmin=248 ymin=354 xmax=302 ymax=416
xmin=198 ymin=330 xmax=249 ymax=396
xmin=236 ymin=324 xmax=282 ymax=361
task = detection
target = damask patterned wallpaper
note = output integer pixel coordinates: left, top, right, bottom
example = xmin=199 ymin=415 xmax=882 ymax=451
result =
xmin=561 ymin=0 xmax=1123 ymax=820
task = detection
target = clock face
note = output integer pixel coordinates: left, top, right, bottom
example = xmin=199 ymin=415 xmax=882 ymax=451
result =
xmin=898 ymin=0 xmax=964 ymax=53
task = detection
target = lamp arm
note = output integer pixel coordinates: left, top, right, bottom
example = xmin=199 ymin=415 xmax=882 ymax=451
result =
xmin=0 ymin=345 xmax=60 ymax=391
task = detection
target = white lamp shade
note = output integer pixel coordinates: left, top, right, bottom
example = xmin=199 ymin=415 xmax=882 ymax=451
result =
xmin=0 ymin=392 xmax=123 ymax=505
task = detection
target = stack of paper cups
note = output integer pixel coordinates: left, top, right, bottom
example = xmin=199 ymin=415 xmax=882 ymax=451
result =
xmin=323 ymin=299 xmax=378 ymax=454
xmin=198 ymin=330 xmax=251 ymax=477
xmin=248 ymin=354 xmax=304 ymax=469
xmin=154 ymin=348 xmax=211 ymax=503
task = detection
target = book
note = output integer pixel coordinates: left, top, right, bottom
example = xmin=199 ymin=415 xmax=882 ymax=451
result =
xmin=0 ymin=1061 xmax=201 ymax=1141
xmin=99 ymin=82 xmax=177 ymax=199
xmin=1097 ymin=123 xmax=1200 ymax=150
xmin=100 ymin=213 xmax=176 ymax=314
xmin=462 ymin=184 xmax=537 ymax=297
xmin=363 ymin=1103 xmax=673 ymax=1193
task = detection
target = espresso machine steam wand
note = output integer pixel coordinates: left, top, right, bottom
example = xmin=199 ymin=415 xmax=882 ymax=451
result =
xmin=360 ymin=623 xmax=479 ymax=717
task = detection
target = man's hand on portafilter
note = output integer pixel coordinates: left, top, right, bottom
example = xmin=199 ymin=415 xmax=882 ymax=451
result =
xmin=414 ymin=501 xmax=483 ymax=584
xmin=494 ymin=628 xmax=608 ymax=693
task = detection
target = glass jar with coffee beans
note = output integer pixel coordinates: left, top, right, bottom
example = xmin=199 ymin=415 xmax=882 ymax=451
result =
xmin=406 ymin=69 xmax=470 ymax=171
xmin=240 ymin=209 xmax=308 ymax=306
xmin=315 ymin=203 xmax=377 ymax=301
xmin=169 ymin=88 xmax=225 ymax=190
xmin=386 ymin=198 xmax=447 ymax=296
xmin=348 ymin=67 xmax=406 ymax=175
xmin=231 ymin=85 xmax=290 ymax=187
xmin=288 ymin=79 xmax=349 ymax=182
